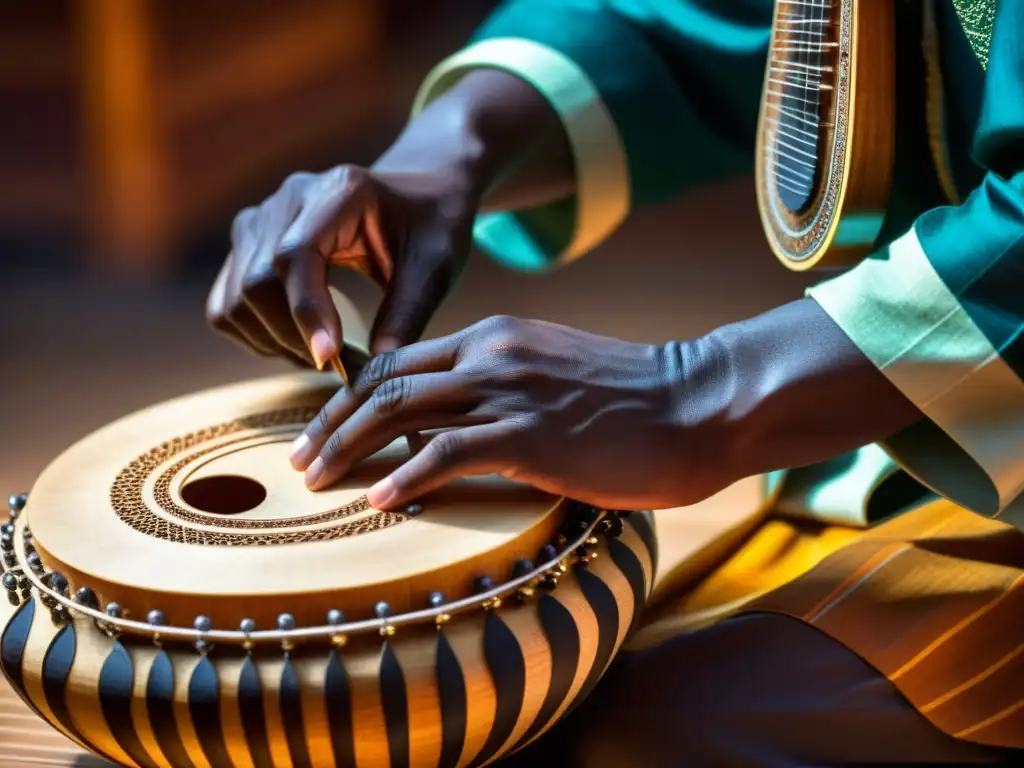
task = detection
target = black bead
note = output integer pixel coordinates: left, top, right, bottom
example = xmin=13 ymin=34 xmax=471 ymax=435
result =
xmin=7 ymin=494 xmax=27 ymax=514
xmin=538 ymin=544 xmax=558 ymax=563
xmin=147 ymin=609 xmax=166 ymax=626
xmin=26 ymin=552 xmax=42 ymax=571
xmin=193 ymin=615 xmax=213 ymax=633
xmin=3 ymin=552 xmax=16 ymax=569
xmin=0 ymin=533 xmax=12 ymax=551
xmin=326 ymin=609 xmax=346 ymax=626
xmin=373 ymin=601 xmax=392 ymax=619
xmin=1 ymin=572 xmax=17 ymax=592
xmin=0 ymin=523 xmax=12 ymax=538
xmin=428 ymin=591 xmax=446 ymax=609
xmin=511 ymin=558 xmax=534 ymax=578
xmin=603 ymin=516 xmax=624 ymax=538
xmin=105 ymin=603 xmax=123 ymax=619
xmin=276 ymin=613 xmax=297 ymax=631
xmin=74 ymin=587 xmax=99 ymax=610
xmin=473 ymin=576 xmax=495 ymax=594
xmin=405 ymin=503 xmax=423 ymax=516
xmin=48 ymin=572 xmax=68 ymax=595
xmin=239 ymin=618 xmax=257 ymax=634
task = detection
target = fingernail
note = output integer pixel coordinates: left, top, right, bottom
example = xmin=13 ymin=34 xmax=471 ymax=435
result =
xmin=290 ymin=434 xmax=312 ymax=469
xmin=367 ymin=477 xmax=397 ymax=509
xmin=305 ymin=457 xmax=325 ymax=489
xmin=372 ymin=336 xmax=400 ymax=355
xmin=310 ymin=329 xmax=336 ymax=370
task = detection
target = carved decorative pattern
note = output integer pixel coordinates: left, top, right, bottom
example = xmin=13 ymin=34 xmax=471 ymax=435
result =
xmin=108 ymin=408 xmax=416 ymax=547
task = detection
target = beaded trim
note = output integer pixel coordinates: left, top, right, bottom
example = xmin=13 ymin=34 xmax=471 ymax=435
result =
xmin=3 ymin=492 xmax=624 ymax=653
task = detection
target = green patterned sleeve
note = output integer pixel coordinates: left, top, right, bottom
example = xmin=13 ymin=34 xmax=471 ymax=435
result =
xmin=808 ymin=2 xmax=1024 ymax=520
xmin=411 ymin=0 xmax=772 ymax=272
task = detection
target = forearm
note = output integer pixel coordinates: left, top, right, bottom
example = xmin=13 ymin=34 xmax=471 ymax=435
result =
xmin=374 ymin=69 xmax=574 ymax=212
xmin=697 ymin=298 xmax=922 ymax=480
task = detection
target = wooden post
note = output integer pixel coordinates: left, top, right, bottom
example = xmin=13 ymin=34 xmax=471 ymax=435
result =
xmin=77 ymin=0 xmax=173 ymax=274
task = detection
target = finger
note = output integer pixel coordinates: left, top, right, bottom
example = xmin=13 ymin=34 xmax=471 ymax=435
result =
xmin=300 ymin=371 xmax=487 ymax=483
xmin=290 ymin=336 xmax=465 ymax=467
xmin=223 ymin=211 xmax=288 ymax=356
xmin=207 ymin=256 xmax=250 ymax=350
xmin=239 ymin=202 xmax=315 ymax=364
xmin=370 ymin=248 xmax=453 ymax=354
xmin=277 ymin=245 xmax=339 ymax=369
xmin=277 ymin=168 xmax=379 ymax=367
xmin=365 ymin=423 xmax=516 ymax=510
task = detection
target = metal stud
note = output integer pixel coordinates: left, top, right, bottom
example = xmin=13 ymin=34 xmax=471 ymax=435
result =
xmin=75 ymin=587 xmax=99 ymax=610
xmin=373 ymin=601 xmax=392 ymax=619
xmin=239 ymin=618 xmax=257 ymax=634
xmin=193 ymin=616 xmax=213 ymax=633
xmin=511 ymin=558 xmax=534 ymax=579
xmin=405 ymin=503 xmax=423 ymax=516
xmin=26 ymin=551 xmax=42 ymax=571
xmin=7 ymin=494 xmax=27 ymax=515
xmin=428 ymin=591 xmax=446 ymax=609
xmin=48 ymin=572 xmax=68 ymax=595
xmin=105 ymin=603 xmax=123 ymax=619
xmin=2 ymin=572 xmax=17 ymax=592
xmin=195 ymin=640 xmax=210 ymax=655
xmin=277 ymin=613 xmax=297 ymax=631
xmin=326 ymin=609 xmax=346 ymax=626
xmin=0 ymin=533 xmax=12 ymax=552
xmin=147 ymin=609 xmax=166 ymax=626
xmin=0 ymin=523 xmax=12 ymax=538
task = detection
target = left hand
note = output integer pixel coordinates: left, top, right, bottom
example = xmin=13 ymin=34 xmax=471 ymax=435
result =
xmin=288 ymin=315 xmax=739 ymax=511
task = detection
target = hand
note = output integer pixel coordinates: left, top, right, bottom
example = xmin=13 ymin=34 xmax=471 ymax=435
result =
xmin=206 ymin=163 xmax=478 ymax=367
xmin=288 ymin=315 xmax=741 ymax=511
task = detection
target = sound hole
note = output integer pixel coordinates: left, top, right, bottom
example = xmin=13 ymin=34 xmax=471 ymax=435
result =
xmin=766 ymin=1 xmax=839 ymax=213
xmin=181 ymin=475 xmax=267 ymax=516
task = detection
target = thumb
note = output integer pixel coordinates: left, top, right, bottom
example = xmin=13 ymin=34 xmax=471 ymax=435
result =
xmin=370 ymin=255 xmax=454 ymax=354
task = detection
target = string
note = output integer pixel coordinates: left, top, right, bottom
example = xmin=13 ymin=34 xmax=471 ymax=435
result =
xmin=765 ymin=0 xmax=836 ymax=208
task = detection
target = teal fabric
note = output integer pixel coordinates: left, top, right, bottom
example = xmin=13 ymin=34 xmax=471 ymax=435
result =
xmin=913 ymin=2 xmax=1024 ymax=377
xmin=936 ymin=0 xmax=987 ymax=198
xmin=473 ymin=0 xmax=772 ymax=208
xmin=469 ymin=0 xmax=958 ymax=267
xmin=460 ymin=0 xmax=1022 ymax=521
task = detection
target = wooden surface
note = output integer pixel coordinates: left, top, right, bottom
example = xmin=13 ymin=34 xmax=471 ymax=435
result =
xmin=0 ymin=684 xmax=107 ymax=766
xmin=26 ymin=370 xmax=564 ymax=630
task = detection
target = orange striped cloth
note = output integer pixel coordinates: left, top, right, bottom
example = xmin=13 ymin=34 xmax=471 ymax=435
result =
xmin=746 ymin=500 xmax=1023 ymax=748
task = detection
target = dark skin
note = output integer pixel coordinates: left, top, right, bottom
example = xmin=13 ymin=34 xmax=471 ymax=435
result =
xmin=208 ymin=69 xmax=922 ymax=511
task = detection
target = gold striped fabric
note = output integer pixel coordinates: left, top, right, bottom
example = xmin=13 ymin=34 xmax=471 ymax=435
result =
xmin=747 ymin=500 xmax=1024 ymax=748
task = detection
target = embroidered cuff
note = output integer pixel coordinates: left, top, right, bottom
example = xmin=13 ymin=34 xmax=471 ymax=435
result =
xmin=411 ymin=38 xmax=630 ymax=272
xmin=808 ymin=227 xmax=1024 ymax=517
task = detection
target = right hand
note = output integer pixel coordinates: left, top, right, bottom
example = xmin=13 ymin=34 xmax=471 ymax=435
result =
xmin=206 ymin=163 xmax=479 ymax=367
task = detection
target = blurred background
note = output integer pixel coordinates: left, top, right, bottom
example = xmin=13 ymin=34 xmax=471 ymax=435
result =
xmin=0 ymin=0 xmax=815 ymax=494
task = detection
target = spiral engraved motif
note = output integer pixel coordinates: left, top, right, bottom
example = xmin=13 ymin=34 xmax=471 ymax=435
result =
xmin=108 ymin=408 xmax=416 ymax=547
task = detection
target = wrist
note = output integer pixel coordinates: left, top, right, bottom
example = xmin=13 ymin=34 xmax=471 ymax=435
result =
xmin=702 ymin=299 xmax=922 ymax=478
xmin=656 ymin=334 xmax=750 ymax=490
xmin=379 ymin=68 xmax=572 ymax=210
